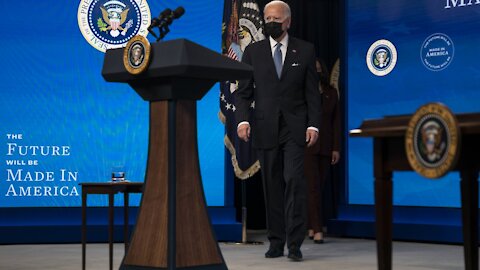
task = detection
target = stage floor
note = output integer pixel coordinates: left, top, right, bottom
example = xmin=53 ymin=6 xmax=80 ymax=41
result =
xmin=0 ymin=231 xmax=465 ymax=270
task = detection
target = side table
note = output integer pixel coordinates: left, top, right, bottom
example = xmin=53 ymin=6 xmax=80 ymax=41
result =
xmin=80 ymin=182 xmax=143 ymax=270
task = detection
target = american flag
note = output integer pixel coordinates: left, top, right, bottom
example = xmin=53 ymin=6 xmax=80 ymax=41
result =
xmin=220 ymin=0 xmax=264 ymax=179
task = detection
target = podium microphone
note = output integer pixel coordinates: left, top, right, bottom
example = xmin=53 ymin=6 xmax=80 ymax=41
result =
xmin=147 ymin=7 xmax=185 ymax=41
xmin=147 ymin=8 xmax=172 ymax=38
xmin=158 ymin=7 xmax=185 ymax=28
xmin=153 ymin=8 xmax=173 ymax=27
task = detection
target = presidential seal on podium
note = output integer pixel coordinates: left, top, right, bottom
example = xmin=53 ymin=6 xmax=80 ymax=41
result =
xmin=405 ymin=103 xmax=460 ymax=179
xmin=123 ymin=35 xmax=151 ymax=75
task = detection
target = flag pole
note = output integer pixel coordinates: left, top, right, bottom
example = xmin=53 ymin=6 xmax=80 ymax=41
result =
xmin=241 ymin=179 xmax=248 ymax=243
xmin=226 ymin=179 xmax=263 ymax=245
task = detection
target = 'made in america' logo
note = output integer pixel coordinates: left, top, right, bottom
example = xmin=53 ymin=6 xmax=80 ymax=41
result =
xmin=420 ymin=33 xmax=454 ymax=71
xmin=366 ymin=39 xmax=397 ymax=76
xmin=78 ymin=0 xmax=151 ymax=52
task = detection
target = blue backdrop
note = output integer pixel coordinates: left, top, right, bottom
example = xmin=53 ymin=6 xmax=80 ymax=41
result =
xmin=347 ymin=0 xmax=480 ymax=207
xmin=0 ymin=0 xmax=225 ymax=207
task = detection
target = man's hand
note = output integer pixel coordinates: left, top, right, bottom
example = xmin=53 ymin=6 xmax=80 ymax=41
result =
xmin=305 ymin=129 xmax=318 ymax=147
xmin=331 ymin=151 xmax=340 ymax=165
xmin=237 ymin=123 xmax=251 ymax=142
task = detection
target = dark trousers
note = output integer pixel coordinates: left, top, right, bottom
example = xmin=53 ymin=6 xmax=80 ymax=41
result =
xmin=305 ymin=154 xmax=331 ymax=233
xmin=257 ymin=118 xmax=307 ymax=251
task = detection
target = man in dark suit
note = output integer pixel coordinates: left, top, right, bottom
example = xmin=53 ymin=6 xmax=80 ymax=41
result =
xmin=235 ymin=0 xmax=321 ymax=261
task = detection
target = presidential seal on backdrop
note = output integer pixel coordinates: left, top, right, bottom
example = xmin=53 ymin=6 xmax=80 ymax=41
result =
xmin=405 ymin=103 xmax=460 ymax=179
xmin=238 ymin=1 xmax=265 ymax=52
xmin=366 ymin=39 xmax=397 ymax=76
xmin=78 ymin=0 xmax=151 ymax=52
xmin=123 ymin=35 xmax=151 ymax=74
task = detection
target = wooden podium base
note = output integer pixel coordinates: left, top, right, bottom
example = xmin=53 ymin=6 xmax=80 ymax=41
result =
xmin=120 ymin=101 xmax=227 ymax=270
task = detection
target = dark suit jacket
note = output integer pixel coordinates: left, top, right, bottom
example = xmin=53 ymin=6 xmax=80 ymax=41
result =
xmin=235 ymin=36 xmax=321 ymax=149
xmin=306 ymin=83 xmax=341 ymax=156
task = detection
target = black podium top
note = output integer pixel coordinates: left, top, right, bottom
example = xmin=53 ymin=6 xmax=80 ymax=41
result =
xmin=102 ymin=39 xmax=252 ymax=101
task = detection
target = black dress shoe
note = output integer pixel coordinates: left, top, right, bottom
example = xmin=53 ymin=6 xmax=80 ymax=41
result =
xmin=287 ymin=249 xmax=303 ymax=261
xmin=265 ymin=248 xmax=284 ymax=258
xmin=314 ymin=238 xmax=324 ymax=244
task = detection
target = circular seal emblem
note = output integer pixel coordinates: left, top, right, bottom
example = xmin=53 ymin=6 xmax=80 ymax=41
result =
xmin=123 ymin=35 xmax=151 ymax=75
xmin=77 ymin=0 xmax=151 ymax=52
xmin=420 ymin=33 xmax=454 ymax=71
xmin=405 ymin=103 xmax=460 ymax=179
xmin=366 ymin=39 xmax=397 ymax=76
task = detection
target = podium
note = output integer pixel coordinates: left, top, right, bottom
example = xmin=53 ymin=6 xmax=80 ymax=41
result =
xmin=350 ymin=112 xmax=480 ymax=270
xmin=102 ymin=39 xmax=252 ymax=270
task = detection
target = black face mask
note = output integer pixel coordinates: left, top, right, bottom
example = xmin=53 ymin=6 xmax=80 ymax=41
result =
xmin=264 ymin=21 xmax=284 ymax=39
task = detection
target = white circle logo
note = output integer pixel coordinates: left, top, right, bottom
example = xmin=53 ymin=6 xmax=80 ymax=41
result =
xmin=77 ymin=0 xmax=151 ymax=52
xmin=366 ymin=39 xmax=398 ymax=76
xmin=420 ymin=33 xmax=454 ymax=71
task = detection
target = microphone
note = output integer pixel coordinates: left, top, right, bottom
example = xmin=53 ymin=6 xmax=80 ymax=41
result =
xmin=147 ymin=7 xmax=185 ymax=41
xmin=147 ymin=9 xmax=172 ymax=38
xmin=173 ymin=7 xmax=185 ymax=18
xmin=149 ymin=8 xmax=172 ymax=28
xmin=157 ymin=7 xmax=185 ymax=28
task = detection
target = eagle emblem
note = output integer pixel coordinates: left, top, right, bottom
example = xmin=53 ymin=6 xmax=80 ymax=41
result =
xmin=405 ymin=103 xmax=460 ymax=179
xmin=420 ymin=120 xmax=446 ymax=163
xmin=366 ymin=39 xmax=397 ymax=76
xmin=98 ymin=1 xmax=133 ymax=38
xmin=374 ymin=48 xmax=390 ymax=69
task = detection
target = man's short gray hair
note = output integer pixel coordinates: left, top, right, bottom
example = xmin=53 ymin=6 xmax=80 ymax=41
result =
xmin=264 ymin=0 xmax=291 ymax=19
